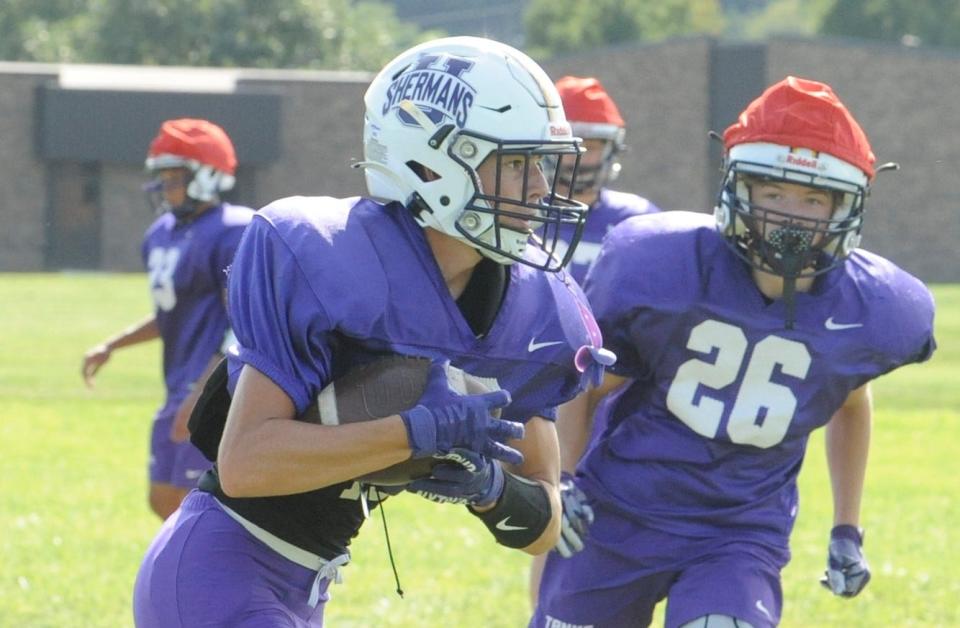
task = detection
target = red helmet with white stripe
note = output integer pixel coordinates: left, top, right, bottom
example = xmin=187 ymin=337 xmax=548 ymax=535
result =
xmin=145 ymin=118 xmax=237 ymax=205
xmin=715 ymin=76 xmax=876 ymax=280
xmin=555 ymin=76 xmax=626 ymax=197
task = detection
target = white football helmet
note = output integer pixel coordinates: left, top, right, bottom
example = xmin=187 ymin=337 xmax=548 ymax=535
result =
xmin=358 ymin=36 xmax=588 ymax=271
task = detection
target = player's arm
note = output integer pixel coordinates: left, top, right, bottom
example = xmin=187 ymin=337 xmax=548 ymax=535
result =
xmin=486 ymin=415 xmax=563 ymax=555
xmin=171 ymin=352 xmax=226 ymax=442
xmin=81 ymin=314 xmax=160 ymax=388
xmin=557 ymin=371 xmax=628 ymax=472
xmin=826 ymin=382 xmax=872 ymax=527
xmin=218 ymin=361 xmax=518 ymax=497
xmin=821 ymin=381 xmax=873 ymax=597
xmin=218 ymin=364 xmax=416 ymax=496
xmin=172 ymin=289 xmax=236 ymax=441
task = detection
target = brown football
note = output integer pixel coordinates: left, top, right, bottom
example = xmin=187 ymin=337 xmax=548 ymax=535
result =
xmin=299 ymin=355 xmax=501 ymax=486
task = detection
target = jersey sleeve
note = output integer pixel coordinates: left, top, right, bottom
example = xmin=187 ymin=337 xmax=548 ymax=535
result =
xmin=213 ymin=211 xmax=252 ymax=293
xmin=874 ymin=270 xmax=937 ymax=374
xmin=227 ymin=214 xmax=334 ymax=413
xmin=583 ymin=222 xmax=651 ymax=380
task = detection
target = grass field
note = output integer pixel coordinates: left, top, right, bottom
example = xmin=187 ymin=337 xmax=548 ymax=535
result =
xmin=1 ymin=273 xmax=957 ymax=627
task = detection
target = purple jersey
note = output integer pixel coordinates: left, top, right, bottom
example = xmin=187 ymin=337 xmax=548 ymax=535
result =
xmin=141 ymin=203 xmax=253 ymax=404
xmin=558 ymin=188 xmax=660 ymax=284
xmin=580 ymin=210 xmax=935 ymax=550
xmin=219 ymin=196 xmax=601 ymax=558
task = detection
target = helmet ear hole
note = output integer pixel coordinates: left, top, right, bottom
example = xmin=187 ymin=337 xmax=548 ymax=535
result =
xmin=406 ymin=161 xmax=441 ymax=183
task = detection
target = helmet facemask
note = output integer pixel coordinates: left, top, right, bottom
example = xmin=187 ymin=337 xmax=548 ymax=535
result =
xmin=143 ymin=166 xmax=196 ymax=219
xmin=716 ymin=77 xmax=877 ymax=329
xmin=144 ymin=119 xmax=237 ymax=221
xmin=715 ymin=146 xmax=868 ymax=328
xmin=449 ymin=130 xmax=587 ymax=271
xmin=553 ymin=132 xmax=624 ymax=202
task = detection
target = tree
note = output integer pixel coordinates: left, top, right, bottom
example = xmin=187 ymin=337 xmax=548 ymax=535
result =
xmin=820 ymin=0 xmax=960 ymax=48
xmin=0 ymin=0 xmax=442 ymax=71
xmin=524 ymin=0 xmax=725 ymax=59
xmin=724 ymin=0 xmax=835 ymax=41
xmin=0 ymin=0 xmax=93 ymax=62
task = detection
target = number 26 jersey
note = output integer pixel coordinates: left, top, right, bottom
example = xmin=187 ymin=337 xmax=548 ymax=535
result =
xmin=579 ymin=210 xmax=935 ymax=548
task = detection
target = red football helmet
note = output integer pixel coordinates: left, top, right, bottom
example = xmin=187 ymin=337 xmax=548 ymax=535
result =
xmin=555 ymin=76 xmax=626 ymax=197
xmin=144 ymin=118 xmax=237 ymax=215
xmin=715 ymin=76 xmax=875 ymax=281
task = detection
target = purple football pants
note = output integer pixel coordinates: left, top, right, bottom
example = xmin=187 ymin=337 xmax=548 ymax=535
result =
xmin=134 ymin=491 xmax=333 ymax=627
xmin=531 ymin=503 xmax=785 ymax=628
xmin=149 ymin=401 xmax=211 ymax=489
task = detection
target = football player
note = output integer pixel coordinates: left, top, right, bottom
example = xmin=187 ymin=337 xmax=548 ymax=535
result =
xmin=133 ymin=37 xmax=612 ymax=627
xmin=81 ymin=119 xmax=253 ymax=520
xmin=529 ymin=75 xmax=662 ymax=605
xmin=551 ymin=76 xmax=661 ymax=284
xmin=531 ymin=77 xmax=936 ymax=627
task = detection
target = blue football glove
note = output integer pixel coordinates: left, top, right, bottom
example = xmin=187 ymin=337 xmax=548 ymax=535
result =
xmin=400 ymin=360 xmax=523 ymax=465
xmin=555 ymin=472 xmax=594 ymax=558
xmin=820 ymin=525 xmax=871 ymax=597
xmin=407 ymin=448 xmax=504 ymax=507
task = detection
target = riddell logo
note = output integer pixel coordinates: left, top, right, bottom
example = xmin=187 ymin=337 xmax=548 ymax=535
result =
xmin=549 ymin=123 xmax=570 ymax=137
xmin=785 ymin=153 xmax=818 ymax=169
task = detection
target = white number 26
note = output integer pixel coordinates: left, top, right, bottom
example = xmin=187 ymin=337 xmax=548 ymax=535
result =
xmin=665 ymin=320 xmax=810 ymax=448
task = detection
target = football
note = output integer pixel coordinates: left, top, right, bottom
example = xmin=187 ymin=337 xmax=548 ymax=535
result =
xmin=299 ymin=355 xmax=501 ymax=486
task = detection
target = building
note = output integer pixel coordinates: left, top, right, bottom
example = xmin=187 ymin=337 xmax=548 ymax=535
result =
xmin=1 ymin=36 xmax=957 ymax=282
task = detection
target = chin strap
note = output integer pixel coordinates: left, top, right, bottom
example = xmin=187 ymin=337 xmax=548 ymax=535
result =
xmin=780 ymin=254 xmax=802 ymax=330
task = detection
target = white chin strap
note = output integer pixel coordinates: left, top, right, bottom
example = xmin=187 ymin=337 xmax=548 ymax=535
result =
xmin=473 ymin=226 xmax=529 ymax=265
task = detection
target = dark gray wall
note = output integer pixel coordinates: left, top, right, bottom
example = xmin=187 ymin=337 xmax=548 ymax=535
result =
xmin=544 ymin=37 xmax=960 ymax=282
xmin=763 ymin=38 xmax=960 ymax=283
xmin=1 ymin=37 xmax=958 ymax=282
xmin=544 ymin=38 xmax=714 ymax=214
xmin=0 ymin=66 xmax=56 ymax=271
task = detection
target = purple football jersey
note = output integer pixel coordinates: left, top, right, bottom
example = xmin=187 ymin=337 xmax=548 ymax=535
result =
xmin=227 ymin=196 xmax=599 ymax=421
xmin=557 ymin=188 xmax=660 ymax=284
xmin=580 ymin=210 xmax=936 ymax=551
xmin=141 ymin=203 xmax=253 ymax=404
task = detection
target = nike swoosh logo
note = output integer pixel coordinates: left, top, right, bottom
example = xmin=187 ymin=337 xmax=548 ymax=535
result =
xmin=824 ymin=316 xmax=864 ymax=331
xmin=495 ymin=517 xmax=527 ymax=531
xmin=528 ymin=338 xmax=564 ymax=352
xmin=755 ymin=600 xmax=772 ymax=620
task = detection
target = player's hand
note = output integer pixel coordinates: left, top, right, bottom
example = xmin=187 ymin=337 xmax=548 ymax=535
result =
xmin=820 ymin=525 xmax=871 ymax=597
xmin=81 ymin=344 xmax=112 ymax=388
xmin=555 ymin=472 xmax=594 ymax=557
xmin=400 ymin=360 xmax=523 ymax=465
xmin=407 ymin=449 xmax=504 ymax=507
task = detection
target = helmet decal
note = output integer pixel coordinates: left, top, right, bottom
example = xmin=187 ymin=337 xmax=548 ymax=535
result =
xmin=382 ymin=53 xmax=476 ymax=129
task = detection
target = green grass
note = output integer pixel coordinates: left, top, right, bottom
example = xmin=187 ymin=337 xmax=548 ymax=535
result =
xmin=0 ymin=274 xmax=957 ymax=627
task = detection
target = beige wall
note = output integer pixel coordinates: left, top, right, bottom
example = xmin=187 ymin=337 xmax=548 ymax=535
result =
xmin=1 ymin=39 xmax=958 ymax=282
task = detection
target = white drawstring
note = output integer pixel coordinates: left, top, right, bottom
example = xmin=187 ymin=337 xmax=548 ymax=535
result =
xmin=308 ymin=553 xmax=350 ymax=607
